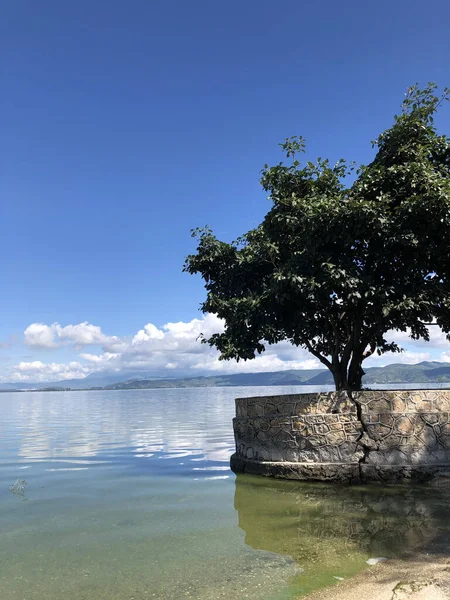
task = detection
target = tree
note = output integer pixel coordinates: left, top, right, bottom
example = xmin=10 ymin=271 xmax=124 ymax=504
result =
xmin=184 ymin=84 xmax=450 ymax=392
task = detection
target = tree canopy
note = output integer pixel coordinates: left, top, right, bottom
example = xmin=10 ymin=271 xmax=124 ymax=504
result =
xmin=184 ymin=84 xmax=450 ymax=391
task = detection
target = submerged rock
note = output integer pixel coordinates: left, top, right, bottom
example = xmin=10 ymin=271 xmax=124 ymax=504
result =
xmin=366 ymin=557 xmax=388 ymax=565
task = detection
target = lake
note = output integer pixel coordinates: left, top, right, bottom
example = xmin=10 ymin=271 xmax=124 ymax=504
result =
xmin=1 ymin=386 xmax=450 ymax=600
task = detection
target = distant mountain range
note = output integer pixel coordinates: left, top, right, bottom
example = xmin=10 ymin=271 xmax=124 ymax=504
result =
xmin=3 ymin=361 xmax=450 ymax=391
xmin=0 ymin=371 xmax=163 ymax=391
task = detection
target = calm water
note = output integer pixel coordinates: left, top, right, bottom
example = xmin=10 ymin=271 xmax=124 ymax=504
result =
xmin=1 ymin=386 xmax=450 ymax=600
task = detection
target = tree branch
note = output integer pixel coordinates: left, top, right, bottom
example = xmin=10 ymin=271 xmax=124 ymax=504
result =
xmin=302 ymin=337 xmax=332 ymax=370
xmin=340 ymin=335 xmax=354 ymax=374
xmin=362 ymin=341 xmax=377 ymax=360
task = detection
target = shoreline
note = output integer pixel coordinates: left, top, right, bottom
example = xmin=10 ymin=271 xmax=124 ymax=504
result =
xmin=303 ymin=530 xmax=450 ymax=600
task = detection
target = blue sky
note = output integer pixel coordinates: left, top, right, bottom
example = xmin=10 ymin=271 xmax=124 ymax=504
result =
xmin=2 ymin=0 xmax=450 ymax=382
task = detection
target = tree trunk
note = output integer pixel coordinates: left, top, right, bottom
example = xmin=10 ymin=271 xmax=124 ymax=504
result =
xmin=331 ymin=364 xmax=348 ymax=392
xmin=330 ymin=357 xmax=365 ymax=392
xmin=348 ymin=351 xmax=365 ymax=391
xmin=348 ymin=365 xmax=364 ymax=391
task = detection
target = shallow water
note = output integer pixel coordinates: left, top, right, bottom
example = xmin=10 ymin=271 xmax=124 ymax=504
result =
xmin=0 ymin=387 xmax=449 ymax=600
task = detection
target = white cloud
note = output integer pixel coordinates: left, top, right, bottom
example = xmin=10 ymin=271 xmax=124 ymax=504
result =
xmin=55 ymin=323 xmax=118 ymax=347
xmin=79 ymin=352 xmax=119 ymax=364
xmin=132 ymin=323 xmax=165 ymax=342
xmin=163 ymin=319 xmax=212 ymax=339
xmin=191 ymin=350 xmax=320 ymax=374
xmin=385 ymin=326 xmax=450 ymax=349
xmin=24 ymin=321 xmax=119 ymax=350
xmin=23 ymin=324 xmax=58 ymax=348
xmin=10 ymin=316 xmax=450 ymax=384
xmin=9 ymin=361 xmax=90 ymax=382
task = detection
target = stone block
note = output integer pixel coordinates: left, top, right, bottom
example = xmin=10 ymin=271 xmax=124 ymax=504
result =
xmin=255 ymin=448 xmax=271 ymax=461
xmin=329 ymin=422 xmax=344 ymax=431
xmin=366 ymin=422 xmax=392 ymax=441
xmin=366 ymin=397 xmax=392 ymax=413
xmin=340 ymin=441 xmax=363 ymax=462
xmin=395 ymin=415 xmax=414 ymax=434
xmin=314 ymin=423 xmax=330 ymax=434
xmin=340 ymin=414 xmax=357 ymax=422
xmin=391 ymin=396 xmax=407 ymax=412
xmin=421 ymin=413 xmax=439 ymax=425
xmin=319 ymin=445 xmax=342 ymax=463
xmin=325 ymin=431 xmax=347 ymax=446
xmin=416 ymin=425 xmax=439 ymax=447
xmin=326 ymin=414 xmax=340 ymax=423
xmin=439 ymin=412 xmax=450 ymax=425
xmin=379 ymin=413 xmax=395 ymax=427
xmin=307 ymin=435 xmax=325 ymax=448
xmin=343 ymin=422 xmax=359 ymax=434
xmin=435 ymin=394 xmax=450 ymax=411
xmin=416 ymin=400 xmax=433 ymax=412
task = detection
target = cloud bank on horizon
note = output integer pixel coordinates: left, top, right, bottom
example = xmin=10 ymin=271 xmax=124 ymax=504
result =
xmin=0 ymin=315 xmax=449 ymax=383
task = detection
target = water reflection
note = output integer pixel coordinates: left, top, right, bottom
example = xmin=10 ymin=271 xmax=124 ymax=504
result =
xmin=11 ymin=388 xmax=238 ymax=467
xmin=234 ymin=474 xmax=450 ymax=596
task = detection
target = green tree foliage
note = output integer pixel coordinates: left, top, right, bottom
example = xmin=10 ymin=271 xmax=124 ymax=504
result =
xmin=184 ymin=85 xmax=450 ymax=391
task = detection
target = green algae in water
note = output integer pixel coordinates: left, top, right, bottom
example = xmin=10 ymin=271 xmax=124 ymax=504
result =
xmin=234 ymin=475 xmax=450 ymax=597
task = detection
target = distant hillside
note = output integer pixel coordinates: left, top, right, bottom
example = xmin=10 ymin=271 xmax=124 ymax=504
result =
xmin=4 ymin=361 xmax=450 ymax=392
xmin=104 ymin=361 xmax=450 ymax=390
xmin=103 ymin=369 xmax=327 ymax=390
xmin=364 ymin=361 xmax=450 ymax=384
xmin=0 ymin=371 xmax=169 ymax=391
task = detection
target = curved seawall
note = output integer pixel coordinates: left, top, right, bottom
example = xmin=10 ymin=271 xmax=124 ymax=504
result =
xmin=230 ymin=390 xmax=450 ymax=482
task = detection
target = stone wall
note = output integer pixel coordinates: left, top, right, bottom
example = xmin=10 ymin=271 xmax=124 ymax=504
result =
xmin=230 ymin=390 xmax=450 ymax=482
